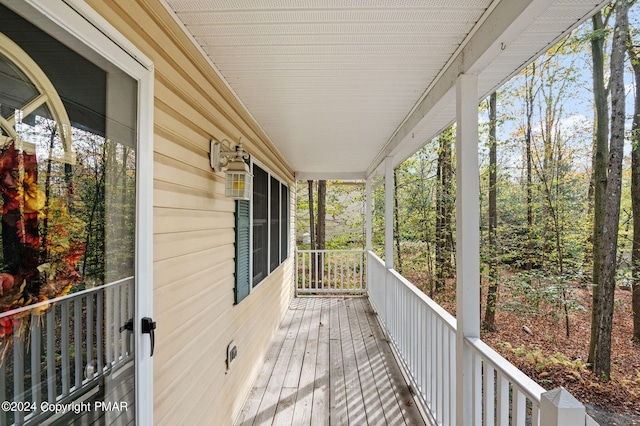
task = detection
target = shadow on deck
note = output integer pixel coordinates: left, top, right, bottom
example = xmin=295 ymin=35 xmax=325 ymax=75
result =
xmin=236 ymin=297 xmax=426 ymax=426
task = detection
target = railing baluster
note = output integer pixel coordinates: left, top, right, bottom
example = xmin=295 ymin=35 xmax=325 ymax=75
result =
xmin=424 ymin=308 xmax=431 ymax=405
xmin=443 ymin=324 xmax=450 ymax=426
xmin=307 ymin=251 xmax=312 ymax=291
xmin=106 ymin=285 xmax=113 ymax=366
xmin=359 ymin=251 xmax=364 ymax=290
xmin=30 ymin=316 xmax=42 ymax=412
xmin=474 ymin=351 xmax=482 ymax=425
xmin=449 ymin=328 xmax=456 ymax=425
xmin=484 ymin=364 xmax=495 ymax=426
xmin=436 ymin=321 xmax=443 ymax=420
xmin=316 ymin=251 xmax=320 ymax=291
xmin=13 ymin=322 xmax=24 ymax=425
xmin=327 ymin=251 xmax=332 ymax=290
xmin=319 ymin=251 xmax=324 ymax=290
xmin=46 ymin=309 xmax=55 ymax=403
xmin=61 ymin=300 xmax=70 ymax=396
xmin=513 ymin=388 xmax=526 ymax=425
xmin=74 ymin=297 xmax=82 ymax=390
xmin=351 ymin=252 xmax=355 ymax=290
xmin=129 ymin=280 xmax=135 ymax=355
xmin=343 ymin=252 xmax=347 ymax=291
xmin=114 ymin=284 xmax=121 ymax=362
xmin=87 ymin=293 xmax=94 ymax=381
xmin=121 ymin=282 xmax=127 ymax=358
xmin=531 ymin=400 xmax=540 ymax=426
xmin=299 ymin=251 xmax=304 ymax=291
xmin=97 ymin=289 xmax=104 ymax=374
xmin=496 ymin=371 xmax=509 ymax=426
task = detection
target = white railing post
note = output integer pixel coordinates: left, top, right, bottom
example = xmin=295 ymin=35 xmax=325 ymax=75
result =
xmin=540 ymin=387 xmax=590 ymax=426
xmin=455 ymin=73 xmax=481 ymax=426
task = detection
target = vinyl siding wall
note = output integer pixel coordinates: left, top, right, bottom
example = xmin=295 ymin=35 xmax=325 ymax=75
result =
xmin=83 ymin=1 xmax=296 ymax=424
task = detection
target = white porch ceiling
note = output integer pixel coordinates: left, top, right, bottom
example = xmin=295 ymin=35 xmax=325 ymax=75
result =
xmin=163 ymin=0 xmax=608 ymax=179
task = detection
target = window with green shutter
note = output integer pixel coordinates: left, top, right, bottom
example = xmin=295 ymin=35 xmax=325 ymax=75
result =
xmin=234 ymin=161 xmax=290 ymax=304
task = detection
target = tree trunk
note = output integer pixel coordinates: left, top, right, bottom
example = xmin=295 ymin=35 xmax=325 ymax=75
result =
xmin=443 ymin=128 xmax=455 ymax=278
xmin=41 ymin=125 xmax=57 ymax=262
xmin=525 ymin=63 xmax=535 ymax=271
xmin=317 ymin=180 xmax=326 ymax=250
xmin=588 ymin=10 xmax=611 ymax=366
xmin=593 ymin=0 xmax=628 ymax=379
xmin=317 ymin=180 xmax=326 ymax=286
xmin=393 ymin=170 xmax=403 ymax=274
xmin=626 ymin=25 xmax=640 ymax=343
xmin=484 ymin=92 xmax=498 ymax=331
xmin=435 ymin=129 xmax=454 ymax=290
xmin=307 ymin=180 xmax=316 ymax=286
xmin=436 ymin=135 xmax=445 ymax=291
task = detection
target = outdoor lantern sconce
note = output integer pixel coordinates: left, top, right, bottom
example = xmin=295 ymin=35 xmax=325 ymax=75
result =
xmin=210 ymin=137 xmax=252 ymax=200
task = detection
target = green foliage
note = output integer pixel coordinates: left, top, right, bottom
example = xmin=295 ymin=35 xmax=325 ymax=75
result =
xmin=498 ymin=342 xmax=589 ymax=372
xmin=296 ymin=180 xmax=365 ymax=249
xmin=501 ymin=271 xmax=586 ymax=321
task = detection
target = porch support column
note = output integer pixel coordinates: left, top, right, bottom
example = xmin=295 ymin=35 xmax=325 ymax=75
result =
xmin=384 ymin=157 xmax=394 ymax=269
xmin=365 ymin=178 xmax=373 ymax=251
xmin=455 ymin=73 xmax=480 ymax=426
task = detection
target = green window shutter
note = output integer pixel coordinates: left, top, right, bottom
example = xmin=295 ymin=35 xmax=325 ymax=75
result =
xmin=235 ymin=199 xmax=250 ymax=304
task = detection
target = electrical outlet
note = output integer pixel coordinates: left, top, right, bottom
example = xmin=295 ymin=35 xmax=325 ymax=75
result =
xmin=227 ymin=341 xmax=238 ymax=369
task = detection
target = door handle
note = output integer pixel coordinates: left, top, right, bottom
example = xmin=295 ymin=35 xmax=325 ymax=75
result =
xmin=141 ymin=317 xmax=156 ymax=356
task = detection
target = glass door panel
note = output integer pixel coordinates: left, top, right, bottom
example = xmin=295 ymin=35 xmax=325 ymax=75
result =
xmin=0 ymin=4 xmax=137 ymax=424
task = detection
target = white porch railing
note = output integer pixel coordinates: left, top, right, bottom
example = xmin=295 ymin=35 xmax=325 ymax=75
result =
xmin=296 ymin=249 xmax=366 ymax=295
xmin=368 ymin=251 xmax=457 ymax=424
xmin=367 ymin=251 xmax=598 ymax=426
xmin=0 ymin=277 xmax=134 ymax=426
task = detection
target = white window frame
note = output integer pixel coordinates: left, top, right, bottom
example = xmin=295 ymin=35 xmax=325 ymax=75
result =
xmin=250 ymin=158 xmax=290 ymax=290
xmin=2 ymin=1 xmax=155 ymax=424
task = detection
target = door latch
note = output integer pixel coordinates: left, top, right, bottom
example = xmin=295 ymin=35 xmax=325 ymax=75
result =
xmin=141 ymin=317 xmax=157 ymax=356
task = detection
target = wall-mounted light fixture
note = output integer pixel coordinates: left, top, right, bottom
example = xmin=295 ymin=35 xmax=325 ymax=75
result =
xmin=210 ymin=137 xmax=252 ymax=200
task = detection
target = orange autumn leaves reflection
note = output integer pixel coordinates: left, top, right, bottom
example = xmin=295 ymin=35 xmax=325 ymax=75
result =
xmin=0 ymin=140 xmax=85 ymax=340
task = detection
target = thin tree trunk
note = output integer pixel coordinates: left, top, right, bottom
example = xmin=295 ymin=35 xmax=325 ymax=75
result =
xmin=317 ymin=180 xmax=326 ymax=250
xmin=443 ymin=128 xmax=455 ymax=278
xmin=626 ymin=27 xmax=640 ymax=343
xmin=317 ymin=180 xmax=326 ymax=285
xmin=81 ymin=142 xmax=107 ymax=278
xmin=307 ymin=180 xmax=316 ymax=286
xmin=593 ymin=0 xmax=628 ymax=379
xmin=41 ymin=125 xmax=57 ymax=262
xmin=393 ymin=170 xmax=403 ymax=274
xmin=436 ymin=133 xmax=446 ymax=291
xmin=589 ymin=10 xmax=611 ymax=366
xmin=525 ymin=63 xmax=535 ymax=271
xmin=484 ymin=92 xmax=498 ymax=331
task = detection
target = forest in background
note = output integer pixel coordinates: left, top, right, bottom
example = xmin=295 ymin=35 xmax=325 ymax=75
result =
xmin=298 ymin=1 xmax=640 ymax=419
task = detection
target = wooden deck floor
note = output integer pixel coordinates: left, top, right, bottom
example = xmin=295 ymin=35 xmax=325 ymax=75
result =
xmin=236 ymin=297 xmax=426 ymax=426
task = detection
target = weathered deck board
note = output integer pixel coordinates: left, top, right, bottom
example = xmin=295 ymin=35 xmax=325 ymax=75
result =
xmin=236 ymin=297 xmax=426 ymax=426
